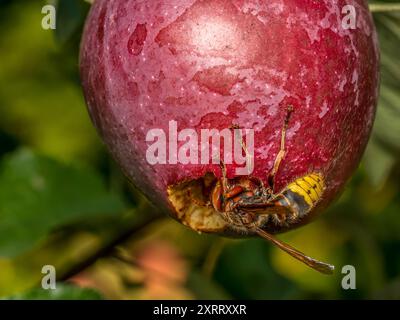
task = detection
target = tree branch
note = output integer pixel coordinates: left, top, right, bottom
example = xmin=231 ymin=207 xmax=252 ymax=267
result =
xmin=369 ymin=3 xmax=400 ymax=12
xmin=58 ymin=201 xmax=164 ymax=281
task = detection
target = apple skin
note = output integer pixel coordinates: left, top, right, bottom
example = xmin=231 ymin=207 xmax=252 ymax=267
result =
xmin=80 ymin=0 xmax=379 ymax=235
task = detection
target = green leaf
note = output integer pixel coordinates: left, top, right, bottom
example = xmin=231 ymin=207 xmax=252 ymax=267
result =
xmin=0 ymin=1 xmax=101 ymax=163
xmin=187 ymin=271 xmax=231 ymax=300
xmin=0 ymin=149 xmax=125 ymax=257
xmin=6 ymin=284 xmax=103 ymax=300
xmin=55 ymin=0 xmax=90 ymax=45
xmin=363 ymin=10 xmax=400 ymax=186
xmin=214 ymin=239 xmax=298 ymax=299
xmin=363 ymin=138 xmax=396 ymax=188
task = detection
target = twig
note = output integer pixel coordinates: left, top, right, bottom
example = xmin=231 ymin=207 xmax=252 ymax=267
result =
xmin=202 ymin=238 xmax=227 ymax=278
xmin=369 ymin=3 xmax=400 ymax=12
xmin=58 ymin=201 xmax=164 ymax=281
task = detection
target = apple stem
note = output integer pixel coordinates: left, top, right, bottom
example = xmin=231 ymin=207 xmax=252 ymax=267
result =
xmin=369 ymin=3 xmax=400 ymax=12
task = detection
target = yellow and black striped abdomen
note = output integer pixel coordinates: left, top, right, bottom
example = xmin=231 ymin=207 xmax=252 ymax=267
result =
xmin=280 ymin=173 xmax=325 ymax=218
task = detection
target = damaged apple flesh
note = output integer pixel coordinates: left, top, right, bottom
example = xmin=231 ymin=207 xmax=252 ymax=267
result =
xmin=80 ymin=0 xmax=379 ymax=235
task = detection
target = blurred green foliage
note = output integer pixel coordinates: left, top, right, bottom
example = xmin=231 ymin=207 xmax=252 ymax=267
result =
xmin=0 ymin=149 xmax=125 ymax=257
xmin=0 ymin=0 xmax=399 ymax=300
xmin=6 ymin=284 xmax=103 ymax=300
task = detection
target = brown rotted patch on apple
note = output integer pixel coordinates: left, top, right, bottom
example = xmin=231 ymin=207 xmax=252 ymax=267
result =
xmin=167 ymin=172 xmax=229 ymax=234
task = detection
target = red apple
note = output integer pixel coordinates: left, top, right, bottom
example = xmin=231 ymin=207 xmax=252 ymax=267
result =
xmin=80 ymin=0 xmax=379 ymax=237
